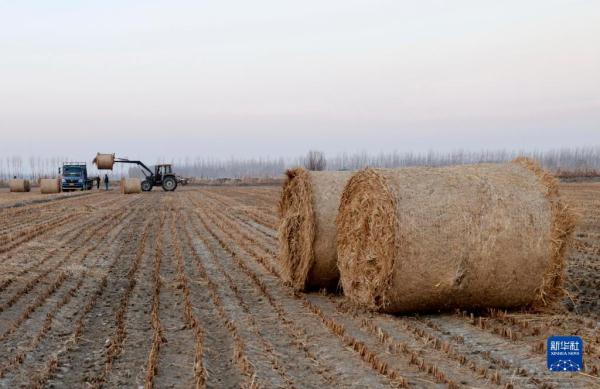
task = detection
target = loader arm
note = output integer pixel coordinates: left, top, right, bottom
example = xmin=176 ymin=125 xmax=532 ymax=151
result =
xmin=113 ymin=158 xmax=154 ymax=178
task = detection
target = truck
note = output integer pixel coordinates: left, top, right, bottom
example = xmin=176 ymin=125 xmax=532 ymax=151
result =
xmin=59 ymin=162 xmax=95 ymax=191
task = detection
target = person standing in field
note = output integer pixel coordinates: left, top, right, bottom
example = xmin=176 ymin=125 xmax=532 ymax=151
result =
xmin=104 ymin=174 xmax=109 ymax=191
xmin=96 ymin=176 xmax=100 ymax=189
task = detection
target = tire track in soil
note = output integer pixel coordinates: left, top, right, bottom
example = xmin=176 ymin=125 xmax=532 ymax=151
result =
xmin=0 ymin=204 xmax=139 ymax=381
xmin=25 ymin=199 xmax=154 ymax=388
xmin=190 ymin=196 xmax=404 ymax=388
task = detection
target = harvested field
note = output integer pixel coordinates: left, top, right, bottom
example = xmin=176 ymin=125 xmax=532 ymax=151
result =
xmin=0 ymin=184 xmax=598 ymax=388
xmin=0 ymin=188 xmax=93 ymax=209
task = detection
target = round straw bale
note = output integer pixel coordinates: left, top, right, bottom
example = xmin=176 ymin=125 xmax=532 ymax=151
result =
xmin=336 ymin=159 xmax=575 ymax=313
xmin=9 ymin=179 xmax=31 ymax=192
xmin=278 ymin=168 xmax=352 ymax=291
xmin=94 ymin=153 xmax=115 ymax=170
xmin=40 ymin=178 xmax=61 ymax=194
xmin=122 ymin=178 xmax=141 ymax=194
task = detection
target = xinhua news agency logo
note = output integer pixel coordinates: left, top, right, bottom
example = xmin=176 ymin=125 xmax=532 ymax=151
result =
xmin=547 ymin=336 xmax=583 ymax=372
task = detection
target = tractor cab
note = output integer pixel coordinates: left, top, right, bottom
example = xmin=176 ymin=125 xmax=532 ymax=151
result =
xmin=155 ymin=164 xmax=172 ymax=182
xmin=145 ymin=163 xmax=177 ymax=192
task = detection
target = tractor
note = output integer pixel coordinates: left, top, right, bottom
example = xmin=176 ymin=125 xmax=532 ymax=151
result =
xmin=113 ymin=159 xmax=178 ymax=191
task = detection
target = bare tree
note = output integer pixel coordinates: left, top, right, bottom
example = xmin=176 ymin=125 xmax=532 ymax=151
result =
xmin=304 ymin=150 xmax=326 ymax=171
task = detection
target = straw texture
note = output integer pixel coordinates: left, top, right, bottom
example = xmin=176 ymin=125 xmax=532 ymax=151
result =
xmin=278 ymin=168 xmax=352 ymax=291
xmin=337 ymin=159 xmax=575 ymax=313
xmin=9 ymin=179 xmax=31 ymax=192
xmin=94 ymin=153 xmax=115 ymax=170
xmin=40 ymin=178 xmax=61 ymax=194
xmin=122 ymin=178 xmax=141 ymax=194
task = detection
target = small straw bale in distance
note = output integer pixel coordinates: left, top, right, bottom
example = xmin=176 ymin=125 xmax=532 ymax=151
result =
xmin=40 ymin=178 xmax=61 ymax=194
xmin=93 ymin=153 xmax=115 ymax=170
xmin=336 ymin=158 xmax=575 ymax=313
xmin=122 ymin=178 xmax=141 ymax=194
xmin=9 ymin=179 xmax=31 ymax=192
xmin=278 ymin=168 xmax=352 ymax=291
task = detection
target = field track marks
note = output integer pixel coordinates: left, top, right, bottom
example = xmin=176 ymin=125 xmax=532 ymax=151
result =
xmin=187 ymin=213 xmax=293 ymax=388
xmin=190 ymin=196 xmax=403 ymax=388
xmin=0 ymin=204 xmax=138 ymax=380
xmin=0 ymin=199 xmax=132 ymax=297
xmin=0 ymin=197 xmax=139 ymax=325
xmin=188 ymin=213 xmax=335 ymax=389
xmin=0 ymin=190 xmax=99 ymax=211
xmin=149 ymin=199 xmax=198 ymax=389
xmin=199 ymin=190 xmax=278 ymax=234
xmin=195 ymin=190 xmax=278 ymax=245
xmin=0 ymin=192 xmax=113 ymax=256
xmin=0 ymin=193 xmax=130 ymax=265
xmin=24 ymin=199 xmax=154 ymax=387
xmin=179 ymin=211 xmax=244 ymax=388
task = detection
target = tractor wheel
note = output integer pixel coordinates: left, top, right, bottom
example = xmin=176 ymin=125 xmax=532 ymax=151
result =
xmin=141 ymin=180 xmax=153 ymax=192
xmin=162 ymin=176 xmax=177 ymax=191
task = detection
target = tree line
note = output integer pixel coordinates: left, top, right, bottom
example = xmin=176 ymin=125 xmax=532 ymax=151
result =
xmin=1 ymin=146 xmax=599 ymax=181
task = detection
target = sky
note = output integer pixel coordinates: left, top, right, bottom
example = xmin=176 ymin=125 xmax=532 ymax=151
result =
xmin=0 ymin=0 xmax=599 ymax=162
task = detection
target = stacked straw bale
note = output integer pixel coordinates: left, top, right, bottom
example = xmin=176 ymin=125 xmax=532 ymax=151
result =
xmin=278 ymin=168 xmax=352 ymax=291
xmin=336 ymin=158 xmax=575 ymax=313
xmin=122 ymin=178 xmax=141 ymax=194
xmin=94 ymin=153 xmax=115 ymax=170
xmin=9 ymin=179 xmax=31 ymax=192
xmin=40 ymin=178 xmax=61 ymax=194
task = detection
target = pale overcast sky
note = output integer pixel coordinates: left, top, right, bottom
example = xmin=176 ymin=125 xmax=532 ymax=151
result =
xmin=0 ymin=1 xmax=599 ymax=161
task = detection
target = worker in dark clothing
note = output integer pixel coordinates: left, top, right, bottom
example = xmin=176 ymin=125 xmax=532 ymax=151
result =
xmin=104 ymin=174 xmax=109 ymax=191
xmin=96 ymin=177 xmax=100 ymax=189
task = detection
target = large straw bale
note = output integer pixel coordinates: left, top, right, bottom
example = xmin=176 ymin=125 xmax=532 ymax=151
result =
xmin=336 ymin=159 xmax=575 ymax=313
xmin=9 ymin=179 xmax=31 ymax=192
xmin=122 ymin=178 xmax=141 ymax=194
xmin=94 ymin=153 xmax=115 ymax=170
xmin=278 ymin=168 xmax=352 ymax=291
xmin=40 ymin=178 xmax=61 ymax=194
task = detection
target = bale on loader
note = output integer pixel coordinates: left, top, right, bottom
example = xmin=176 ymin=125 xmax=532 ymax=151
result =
xmin=40 ymin=178 xmax=61 ymax=194
xmin=122 ymin=178 xmax=141 ymax=194
xmin=93 ymin=153 xmax=115 ymax=170
xmin=336 ymin=158 xmax=575 ymax=313
xmin=278 ymin=168 xmax=352 ymax=291
xmin=9 ymin=179 xmax=31 ymax=192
